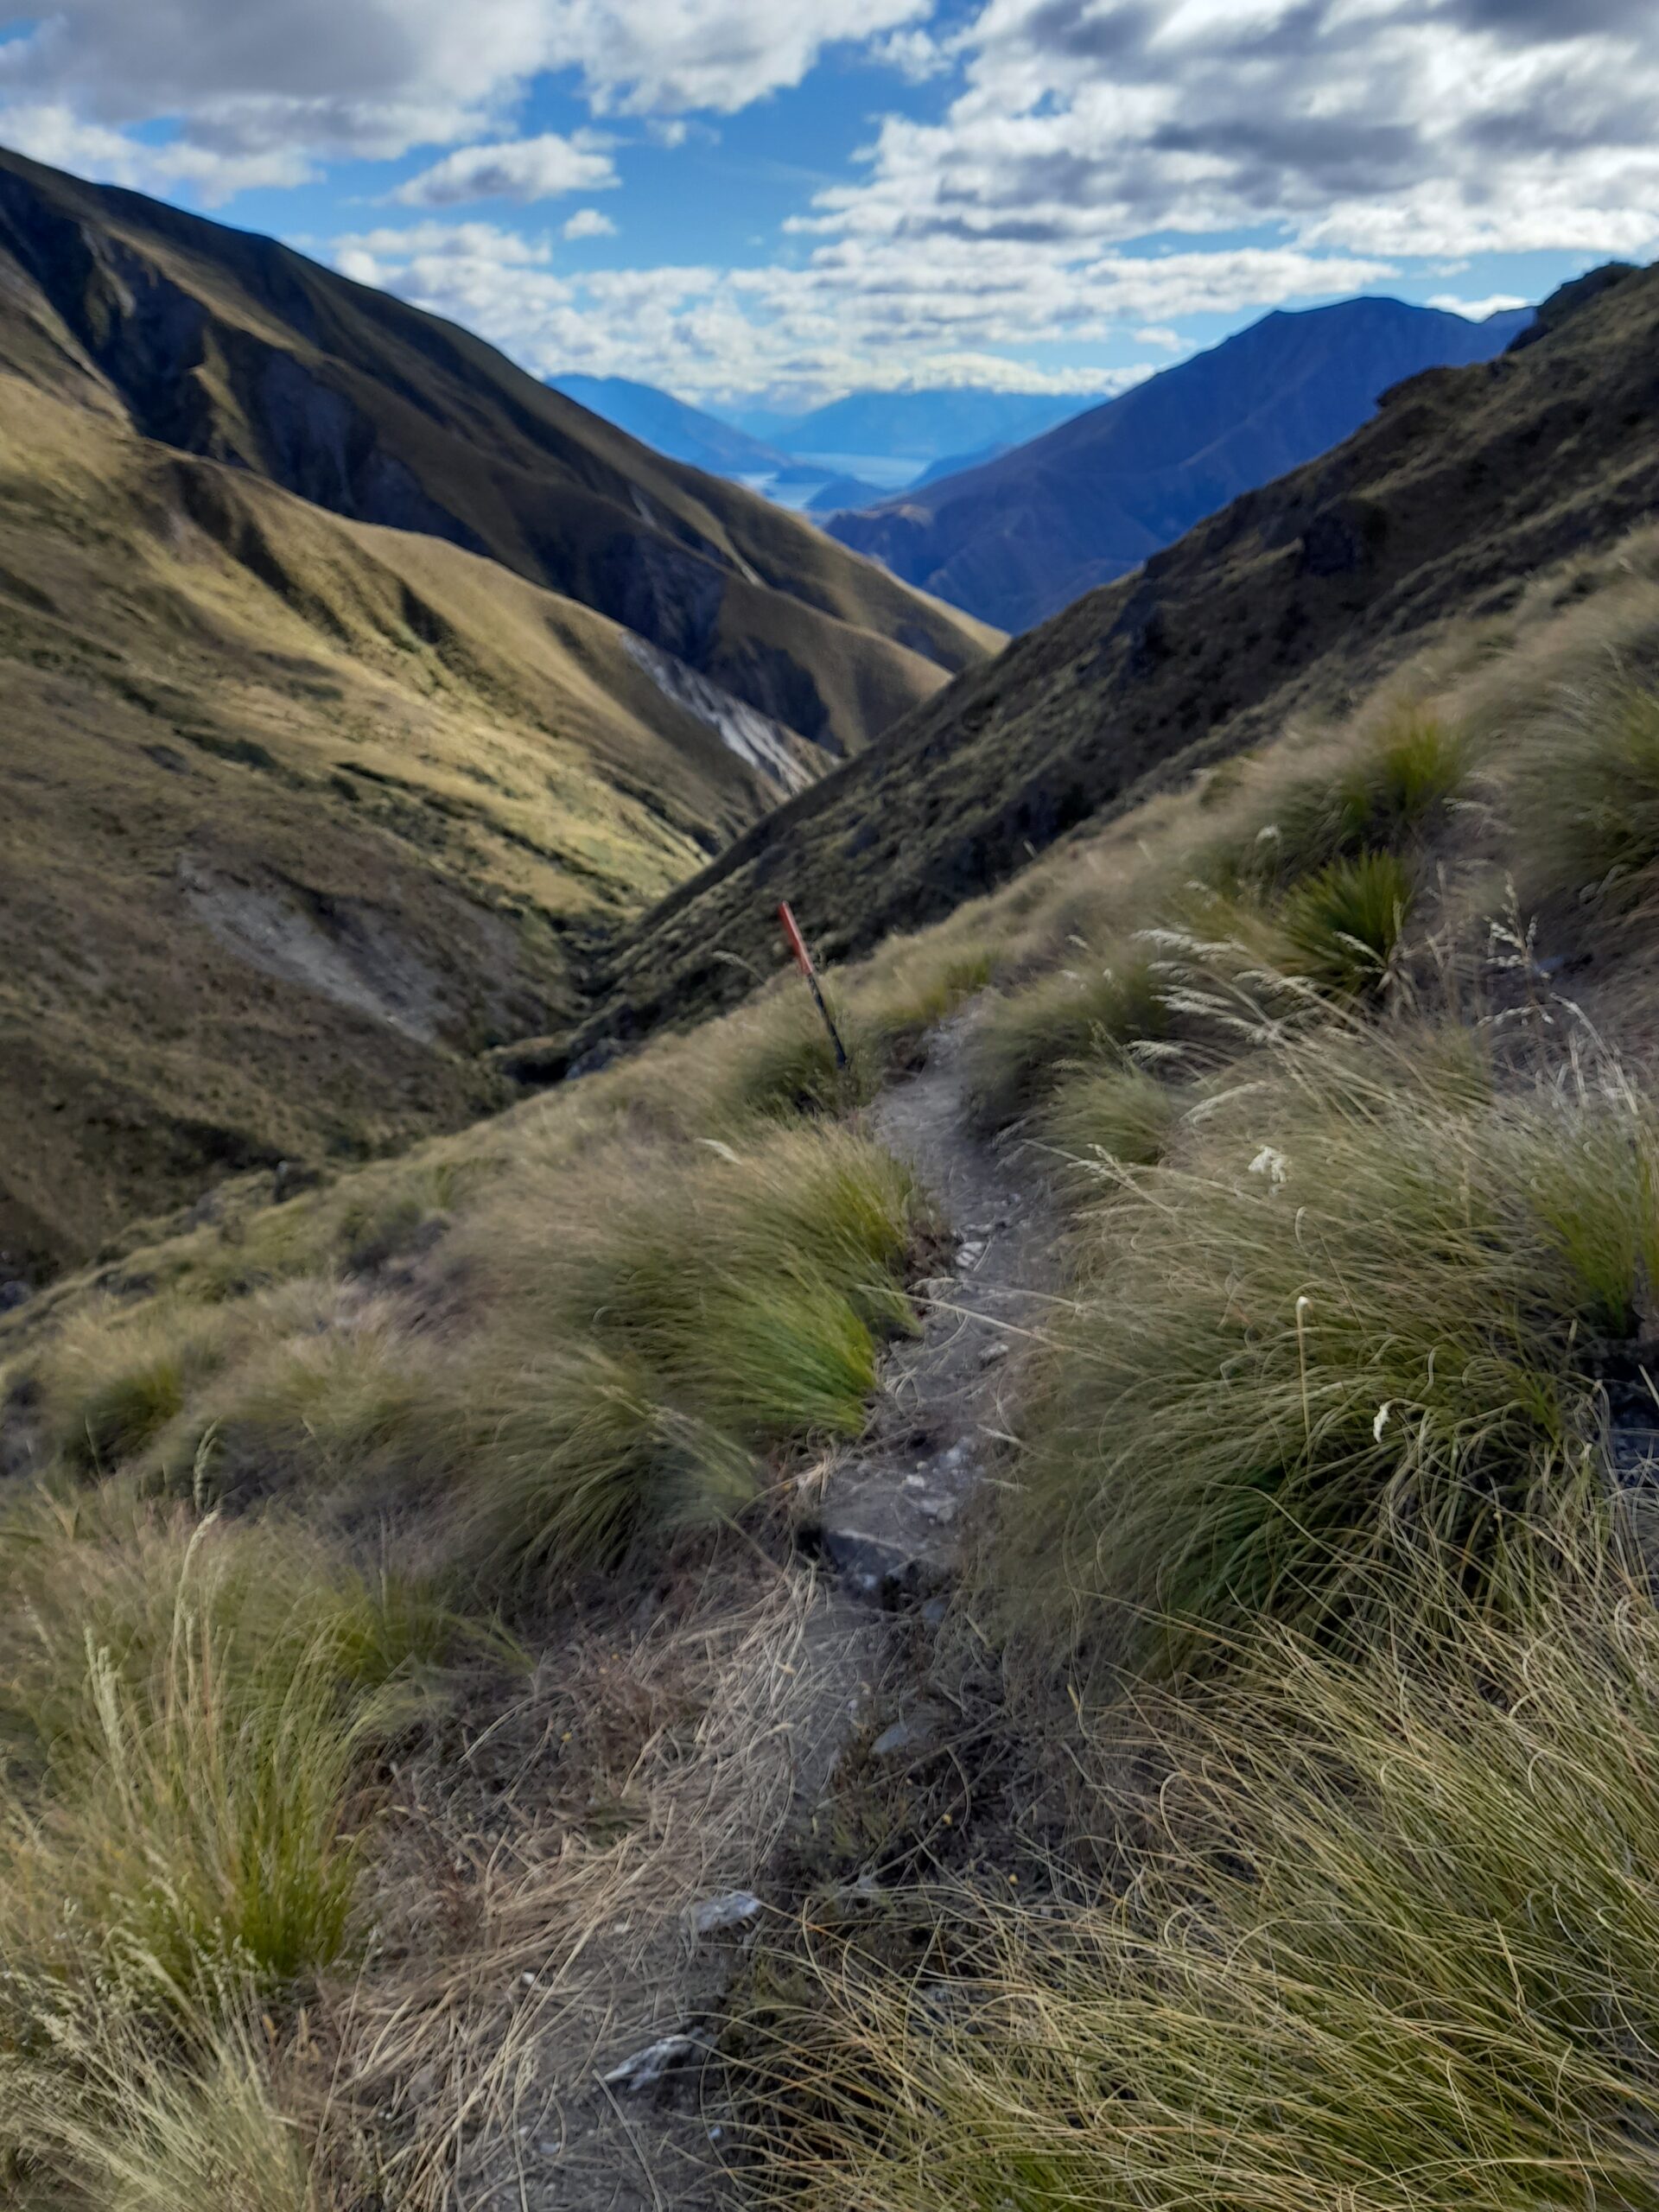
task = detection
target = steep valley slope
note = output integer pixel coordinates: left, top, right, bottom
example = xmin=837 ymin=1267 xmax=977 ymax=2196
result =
xmin=577 ymin=264 xmax=1659 ymax=1060
xmin=0 ymin=147 xmax=995 ymax=758
xmin=0 ymin=147 xmax=1000 ymax=1283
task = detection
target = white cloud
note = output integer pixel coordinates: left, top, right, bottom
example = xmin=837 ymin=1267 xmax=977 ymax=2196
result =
xmin=0 ymin=99 xmax=316 ymax=201
xmin=1427 ymin=292 xmax=1530 ymax=319
xmin=0 ymin=0 xmax=933 ymax=201
xmin=802 ymin=0 xmax=1659 ymax=263
xmin=395 ymin=131 xmax=616 ymax=207
xmin=563 ymin=207 xmax=619 ymax=239
xmin=334 ymin=218 xmax=1383 ymax=405
xmin=1135 ymin=326 xmax=1185 ymax=352
xmin=867 ymin=27 xmax=953 ymax=81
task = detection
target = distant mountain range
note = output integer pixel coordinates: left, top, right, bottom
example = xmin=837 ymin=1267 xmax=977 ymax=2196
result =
xmin=829 ymin=298 xmax=1535 ymax=631
xmin=550 ymin=373 xmax=789 ymax=479
xmin=728 ymin=387 xmax=1095 ymax=462
xmin=551 ymin=378 xmax=1099 ymax=492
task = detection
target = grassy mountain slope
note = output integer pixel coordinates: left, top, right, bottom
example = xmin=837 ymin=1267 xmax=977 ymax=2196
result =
xmin=0 ymin=360 xmax=848 ymax=1282
xmin=830 ymin=298 xmax=1532 ymax=629
xmin=578 ymin=263 xmax=1658 ymax=1058
xmin=0 ymin=145 xmax=996 ymax=762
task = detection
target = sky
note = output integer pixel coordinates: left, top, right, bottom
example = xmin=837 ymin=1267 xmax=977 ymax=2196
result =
xmin=1 ymin=0 xmax=1656 ymax=410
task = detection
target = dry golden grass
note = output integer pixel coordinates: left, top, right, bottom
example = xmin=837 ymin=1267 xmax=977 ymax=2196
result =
xmin=734 ymin=1529 xmax=1659 ymax=2212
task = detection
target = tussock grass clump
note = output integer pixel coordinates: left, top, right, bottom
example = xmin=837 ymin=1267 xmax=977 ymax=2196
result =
xmin=1040 ymin=1062 xmax=1179 ymax=1171
xmin=1002 ymin=1031 xmax=1656 ymax=1670
xmin=0 ymin=1496 xmax=441 ymax=2013
xmin=3 ymin=2005 xmax=312 ymax=2212
xmin=706 ymin=988 xmax=879 ymax=1123
xmin=739 ymin=1548 xmax=1659 ymax=2212
xmin=39 ymin=1296 xmax=244 ymax=1471
xmin=967 ymin=949 xmax=1168 ymax=1130
xmin=446 ymin=1122 xmax=922 ymax=1574
xmin=1279 ymin=849 xmax=1415 ymax=996
xmin=1515 ymin=681 xmax=1659 ymax=915
xmin=1211 ymin=707 xmax=1466 ymax=895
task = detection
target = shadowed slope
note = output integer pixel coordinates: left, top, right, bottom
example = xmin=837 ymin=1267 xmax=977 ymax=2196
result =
xmin=0 ymin=365 xmax=830 ymax=1280
xmin=830 ymin=298 xmax=1533 ymax=631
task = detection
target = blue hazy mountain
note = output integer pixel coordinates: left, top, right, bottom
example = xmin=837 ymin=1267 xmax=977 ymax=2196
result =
xmin=719 ymin=387 xmax=1095 ymax=461
xmin=830 ymin=298 xmax=1535 ymax=630
xmin=550 ymin=373 xmax=787 ymax=477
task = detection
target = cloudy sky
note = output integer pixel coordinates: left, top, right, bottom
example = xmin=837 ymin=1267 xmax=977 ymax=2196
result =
xmin=2 ymin=0 xmax=1656 ymax=408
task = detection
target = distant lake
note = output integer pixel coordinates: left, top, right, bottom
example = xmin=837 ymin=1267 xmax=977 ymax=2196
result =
xmin=790 ymin=454 xmax=929 ymax=488
xmin=740 ymin=451 xmax=930 ymax=512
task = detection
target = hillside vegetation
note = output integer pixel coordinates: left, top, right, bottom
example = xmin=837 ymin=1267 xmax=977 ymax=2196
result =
xmin=0 ymin=148 xmax=995 ymax=757
xmin=8 ymin=470 xmax=1659 ymax=2203
xmin=0 ymin=365 xmax=827 ymax=1278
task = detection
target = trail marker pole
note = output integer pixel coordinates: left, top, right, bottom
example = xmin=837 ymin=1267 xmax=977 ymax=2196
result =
xmin=777 ymin=901 xmax=849 ymax=1071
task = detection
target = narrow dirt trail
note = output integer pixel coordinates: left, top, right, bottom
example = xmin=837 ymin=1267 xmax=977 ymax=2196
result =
xmin=814 ymin=1014 xmax=1061 ymax=1599
xmin=511 ymin=1014 xmax=1061 ymax=2211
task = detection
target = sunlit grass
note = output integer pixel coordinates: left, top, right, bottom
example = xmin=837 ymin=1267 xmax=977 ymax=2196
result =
xmin=1000 ymin=1020 xmax=1653 ymax=1672
xmin=736 ymin=1535 xmax=1659 ymax=2212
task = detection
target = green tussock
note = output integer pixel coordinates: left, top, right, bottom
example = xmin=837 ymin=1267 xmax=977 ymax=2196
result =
xmin=1516 ymin=683 xmax=1659 ymax=914
xmin=1279 ymin=849 xmax=1416 ymax=996
xmin=1208 ymin=707 xmax=1465 ymax=896
xmin=442 ymin=1121 xmax=922 ymax=1576
xmin=0 ymin=1495 xmax=442 ymax=2017
xmin=967 ymin=949 xmax=1168 ymax=1130
xmin=1040 ymin=1061 xmax=1179 ymax=1171
xmin=1001 ymin=1028 xmax=1654 ymax=1672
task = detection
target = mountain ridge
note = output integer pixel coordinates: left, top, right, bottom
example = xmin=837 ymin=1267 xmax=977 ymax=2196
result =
xmin=0 ymin=143 xmax=996 ymax=761
xmin=0 ymin=143 xmax=1003 ymax=1274
xmin=830 ymin=296 xmax=1534 ymax=630
xmin=549 ymin=373 xmax=789 ymax=479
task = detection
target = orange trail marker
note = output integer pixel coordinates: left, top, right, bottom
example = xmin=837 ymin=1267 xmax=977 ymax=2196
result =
xmin=778 ymin=901 xmax=849 ymax=1071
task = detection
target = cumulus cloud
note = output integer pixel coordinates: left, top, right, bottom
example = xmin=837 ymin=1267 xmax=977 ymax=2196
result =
xmin=10 ymin=0 xmax=1656 ymax=397
xmin=563 ymin=207 xmax=619 ymax=239
xmin=804 ymin=0 xmax=1659 ymax=262
xmin=334 ymin=219 xmax=1386 ymax=404
xmin=1427 ymin=292 xmax=1531 ymax=319
xmin=0 ymin=0 xmax=931 ymax=201
xmin=395 ymin=131 xmax=615 ymax=207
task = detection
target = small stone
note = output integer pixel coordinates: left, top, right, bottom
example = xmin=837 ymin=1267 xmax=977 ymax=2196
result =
xmin=921 ymin=1596 xmax=950 ymax=1627
xmin=916 ymin=1496 xmax=957 ymax=1525
xmin=871 ymin=1719 xmax=915 ymax=1757
xmin=690 ymin=1890 xmax=763 ymax=1936
xmin=904 ymin=1473 xmax=927 ymax=1491
xmin=957 ymin=1240 xmax=987 ymax=1268
xmin=600 ymin=2034 xmax=698 ymax=2092
xmin=978 ymin=1339 xmax=1009 ymax=1365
